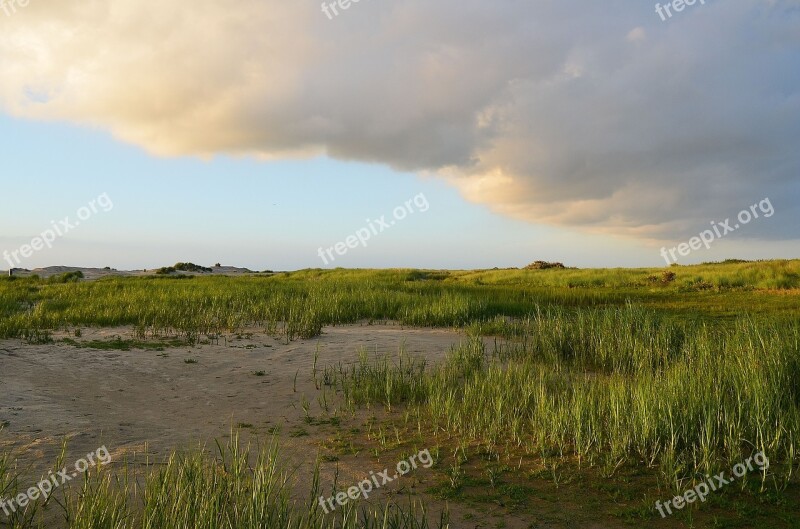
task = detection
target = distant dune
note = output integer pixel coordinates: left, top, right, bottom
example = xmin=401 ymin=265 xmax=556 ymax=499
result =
xmin=4 ymin=265 xmax=258 ymax=280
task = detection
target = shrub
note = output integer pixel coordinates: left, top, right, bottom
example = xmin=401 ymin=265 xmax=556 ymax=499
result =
xmin=156 ymin=263 xmax=213 ymax=274
xmin=47 ymin=270 xmax=84 ymax=283
xmin=174 ymin=262 xmax=213 ymax=273
xmin=524 ymin=261 xmax=566 ymax=270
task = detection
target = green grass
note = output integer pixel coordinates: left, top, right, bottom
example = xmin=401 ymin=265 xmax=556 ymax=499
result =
xmin=2 ymin=260 xmax=799 ymax=526
xmin=329 ymin=304 xmax=800 ymax=521
xmin=0 ymin=435 xmax=446 ymax=529
xmin=0 ymin=435 xmax=17 ymax=518
xmin=1 ymin=261 xmax=799 ymax=344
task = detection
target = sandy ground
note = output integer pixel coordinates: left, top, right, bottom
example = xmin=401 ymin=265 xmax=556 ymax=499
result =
xmin=0 ymin=324 xmax=620 ymax=529
xmin=0 ymin=324 xmax=516 ymax=527
xmin=0 ymin=323 xmax=464 ymax=462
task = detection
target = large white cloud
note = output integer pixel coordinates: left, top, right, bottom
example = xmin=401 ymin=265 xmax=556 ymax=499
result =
xmin=1 ymin=0 xmax=798 ymax=239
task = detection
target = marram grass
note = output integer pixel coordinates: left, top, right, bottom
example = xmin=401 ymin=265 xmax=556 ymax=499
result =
xmin=2 ymin=261 xmax=800 ymax=342
xmin=0 ymin=435 xmax=447 ymax=529
xmin=2 ymin=263 xmax=800 ymax=525
xmin=332 ymin=305 xmax=800 ymax=491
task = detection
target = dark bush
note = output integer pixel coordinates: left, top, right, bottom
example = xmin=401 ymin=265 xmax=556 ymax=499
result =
xmin=525 ymin=261 xmax=566 ymax=270
xmin=47 ymin=271 xmax=84 ymax=284
xmin=174 ymin=262 xmax=213 ymax=273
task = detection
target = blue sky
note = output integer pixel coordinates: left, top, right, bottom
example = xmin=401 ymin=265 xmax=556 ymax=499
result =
xmin=1 ymin=114 xmax=794 ymax=271
xmin=1 ymin=115 xmax=652 ymax=270
xmin=0 ymin=1 xmax=797 ymax=270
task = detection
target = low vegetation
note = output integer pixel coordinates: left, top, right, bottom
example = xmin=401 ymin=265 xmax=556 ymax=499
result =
xmin=524 ymin=260 xmax=567 ymax=270
xmin=0 ymin=436 xmax=445 ymax=529
xmin=1 ymin=260 xmax=799 ymax=526
xmin=333 ymin=305 xmax=799 ymax=486
xmin=155 ymin=262 xmax=214 ymax=275
xmin=0 ymin=260 xmax=798 ymax=344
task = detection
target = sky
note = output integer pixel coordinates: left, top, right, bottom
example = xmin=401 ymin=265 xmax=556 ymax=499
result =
xmin=0 ymin=0 xmax=798 ymax=271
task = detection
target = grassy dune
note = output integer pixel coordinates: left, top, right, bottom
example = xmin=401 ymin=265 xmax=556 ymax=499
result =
xmin=336 ymin=306 xmax=799 ymax=485
xmin=1 ymin=260 xmax=799 ymax=527
xmin=1 ymin=260 xmax=799 ymax=342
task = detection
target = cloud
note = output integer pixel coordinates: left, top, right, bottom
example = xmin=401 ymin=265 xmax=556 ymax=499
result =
xmin=626 ymin=27 xmax=647 ymax=42
xmin=1 ymin=0 xmax=798 ymax=240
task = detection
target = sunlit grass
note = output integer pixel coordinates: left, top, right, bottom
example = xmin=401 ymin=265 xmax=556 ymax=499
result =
xmin=1 ymin=260 xmax=799 ymax=343
xmin=2 ymin=261 xmax=799 ymax=526
xmin=332 ymin=305 xmax=800 ymax=494
xmin=0 ymin=435 xmax=446 ymax=529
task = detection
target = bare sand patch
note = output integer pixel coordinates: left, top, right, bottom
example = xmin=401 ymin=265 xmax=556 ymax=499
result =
xmin=0 ymin=324 xmax=468 ymax=459
xmin=0 ymin=325 xmax=603 ymax=528
xmin=0 ymin=324 xmax=487 ymax=525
